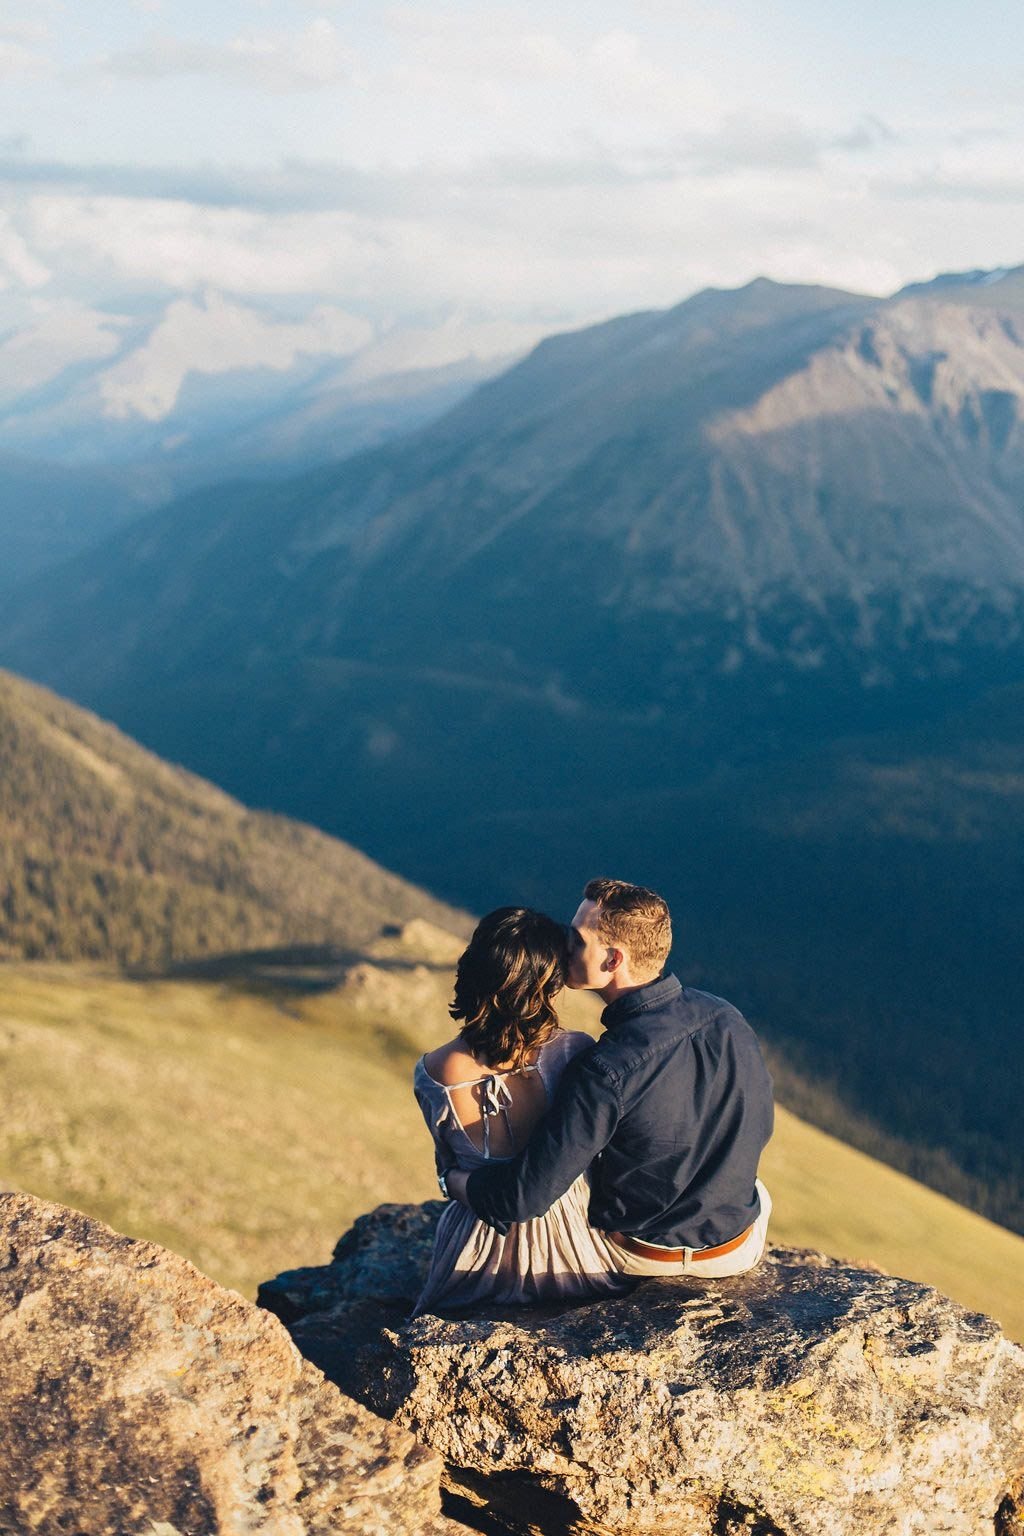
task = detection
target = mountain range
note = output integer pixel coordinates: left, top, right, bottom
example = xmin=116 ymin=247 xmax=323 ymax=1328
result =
xmin=1 ymin=264 xmax=1023 ymax=1232
xmin=0 ymin=293 xmax=515 ymax=588
xmin=7 ymin=268 xmax=1024 ymax=682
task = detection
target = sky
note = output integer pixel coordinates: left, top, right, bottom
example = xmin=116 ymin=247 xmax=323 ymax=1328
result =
xmin=1 ymin=0 xmax=1023 ymax=412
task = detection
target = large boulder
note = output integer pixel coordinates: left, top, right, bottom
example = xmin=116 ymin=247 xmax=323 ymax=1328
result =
xmin=261 ymin=1202 xmax=1024 ymax=1536
xmin=0 ymin=1193 xmax=460 ymax=1535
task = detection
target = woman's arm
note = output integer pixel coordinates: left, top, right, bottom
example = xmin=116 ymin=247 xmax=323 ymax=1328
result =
xmin=413 ymin=1057 xmax=456 ymax=1187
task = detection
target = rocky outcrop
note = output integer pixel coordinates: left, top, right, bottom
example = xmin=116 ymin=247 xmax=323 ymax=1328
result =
xmin=262 ymin=1203 xmax=1024 ymax=1536
xmin=0 ymin=1193 xmax=461 ymax=1535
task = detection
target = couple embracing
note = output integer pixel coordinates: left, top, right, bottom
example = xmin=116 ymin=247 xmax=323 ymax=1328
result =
xmin=413 ymin=878 xmax=774 ymax=1316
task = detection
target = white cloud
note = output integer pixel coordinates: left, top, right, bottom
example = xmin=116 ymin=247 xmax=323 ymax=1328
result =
xmin=0 ymin=109 xmax=903 ymax=214
xmin=673 ymin=111 xmax=823 ymax=175
xmin=22 ymin=187 xmax=574 ymax=310
xmin=386 ymin=10 xmax=576 ymax=81
xmin=1 ymin=162 xmax=984 ymax=335
xmin=878 ymin=170 xmax=1024 ymax=205
xmin=585 ymin=28 xmax=692 ymax=114
xmin=97 ymin=290 xmax=373 ymax=420
xmin=871 ymin=127 xmax=1024 ymax=205
xmin=28 ymin=195 xmax=364 ymax=293
xmin=0 ymin=210 xmax=50 ymax=289
xmin=0 ymin=14 xmax=52 ymax=46
xmin=832 ymin=114 xmax=898 ymax=153
xmin=380 ymin=14 xmax=719 ymax=145
xmin=0 ymin=154 xmax=400 ymax=215
xmin=96 ymin=18 xmax=355 ymax=93
xmin=0 ymin=298 xmax=125 ymax=408
xmin=0 ymin=24 xmax=52 ymax=78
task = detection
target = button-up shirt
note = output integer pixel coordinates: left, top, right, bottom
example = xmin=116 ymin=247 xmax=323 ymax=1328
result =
xmin=465 ymin=974 xmax=774 ymax=1248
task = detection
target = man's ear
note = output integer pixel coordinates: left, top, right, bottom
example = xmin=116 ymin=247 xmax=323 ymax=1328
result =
xmin=605 ymin=946 xmax=624 ymax=973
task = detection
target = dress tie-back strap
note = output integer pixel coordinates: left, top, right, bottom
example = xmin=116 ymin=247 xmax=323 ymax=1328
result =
xmin=436 ymin=1060 xmax=542 ymax=1159
xmin=479 ymin=1073 xmax=515 ymax=1158
xmin=441 ymin=1062 xmax=541 ymax=1092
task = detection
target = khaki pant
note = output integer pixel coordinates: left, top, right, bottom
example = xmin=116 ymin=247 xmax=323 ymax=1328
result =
xmin=605 ymin=1180 xmax=772 ymax=1278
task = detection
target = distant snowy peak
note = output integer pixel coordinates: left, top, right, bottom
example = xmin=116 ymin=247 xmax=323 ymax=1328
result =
xmin=894 ymin=262 xmax=1024 ymax=307
xmin=95 ymin=293 xmax=374 ymax=423
xmin=0 ymin=292 xmax=542 ymax=450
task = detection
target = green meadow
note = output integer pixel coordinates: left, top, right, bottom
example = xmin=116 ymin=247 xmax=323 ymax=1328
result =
xmin=2 ymin=952 xmax=1021 ymax=1343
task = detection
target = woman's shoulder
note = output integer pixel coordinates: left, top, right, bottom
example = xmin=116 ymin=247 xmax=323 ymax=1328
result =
xmin=420 ymin=1039 xmax=482 ymax=1086
xmin=419 ymin=1031 xmax=594 ymax=1083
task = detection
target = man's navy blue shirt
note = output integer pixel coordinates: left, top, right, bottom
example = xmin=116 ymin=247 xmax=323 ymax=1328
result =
xmin=465 ymin=974 xmax=774 ymax=1248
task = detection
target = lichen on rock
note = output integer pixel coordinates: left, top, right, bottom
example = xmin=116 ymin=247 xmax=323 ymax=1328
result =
xmin=0 ymin=1193 xmax=459 ymax=1535
xmin=262 ymin=1202 xmax=1024 ymax=1536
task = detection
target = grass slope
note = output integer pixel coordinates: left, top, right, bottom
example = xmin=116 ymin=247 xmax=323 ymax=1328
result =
xmin=1 ymin=949 xmax=1021 ymax=1342
xmin=0 ymin=667 xmax=470 ymax=965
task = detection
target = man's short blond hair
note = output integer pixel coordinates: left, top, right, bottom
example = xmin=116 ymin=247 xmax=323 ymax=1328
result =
xmin=583 ymin=877 xmax=672 ymax=981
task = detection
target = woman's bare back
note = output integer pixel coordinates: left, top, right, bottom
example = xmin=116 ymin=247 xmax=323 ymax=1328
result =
xmin=422 ymin=1038 xmax=550 ymax=1158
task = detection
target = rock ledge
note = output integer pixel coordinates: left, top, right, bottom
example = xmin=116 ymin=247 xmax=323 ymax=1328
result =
xmin=0 ymin=1193 xmax=459 ymax=1535
xmin=262 ymin=1202 xmax=1024 ymax=1536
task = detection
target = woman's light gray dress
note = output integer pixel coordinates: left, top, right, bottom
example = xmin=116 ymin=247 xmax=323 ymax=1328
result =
xmin=412 ymin=1029 xmax=631 ymax=1315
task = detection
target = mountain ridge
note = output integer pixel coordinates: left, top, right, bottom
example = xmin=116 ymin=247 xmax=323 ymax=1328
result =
xmin=0 ymin=666 xmax=470 ymax=966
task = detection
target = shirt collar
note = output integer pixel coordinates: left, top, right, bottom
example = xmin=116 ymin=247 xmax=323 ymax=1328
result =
xmin=600 ymin=972 xmax=681 ymax=1028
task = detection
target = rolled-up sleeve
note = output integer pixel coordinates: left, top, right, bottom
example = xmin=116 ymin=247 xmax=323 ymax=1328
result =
xmin=465 ymin=1054 xmax=622 ymax=1232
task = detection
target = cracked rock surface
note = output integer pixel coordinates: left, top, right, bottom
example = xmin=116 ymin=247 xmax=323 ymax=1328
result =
xmin=262 ymin=1202 xmax=1024 ymax=1536
xmin=0 ymin=1193 xmax=460 ymax=1536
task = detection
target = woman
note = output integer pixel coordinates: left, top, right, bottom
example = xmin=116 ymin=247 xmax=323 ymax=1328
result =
xmin=412 ymin=906 xmax=631 ymax=1315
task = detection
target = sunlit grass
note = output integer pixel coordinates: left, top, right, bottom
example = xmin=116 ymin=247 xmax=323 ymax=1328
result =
xmin=0 ymin=962 xmax=442 ymax=1294
xmin=762 ymin=1111 xmax=1024 ymax=1340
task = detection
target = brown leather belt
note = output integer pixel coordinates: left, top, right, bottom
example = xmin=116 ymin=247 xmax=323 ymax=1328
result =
xmin=608 ymin=1223 xmax=754 ymax=1264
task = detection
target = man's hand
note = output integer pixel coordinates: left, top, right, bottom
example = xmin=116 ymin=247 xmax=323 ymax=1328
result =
xmin=445 ymin=1168 xmax=472 ymax=1205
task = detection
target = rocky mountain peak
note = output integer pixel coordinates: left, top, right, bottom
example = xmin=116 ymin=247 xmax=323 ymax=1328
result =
xmin=710 ymin=298 xmax=1024 ymax=445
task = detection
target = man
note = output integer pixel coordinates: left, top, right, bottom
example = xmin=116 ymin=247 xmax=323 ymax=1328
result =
xmin=445 ymin=878 xmax=774 ymax=1278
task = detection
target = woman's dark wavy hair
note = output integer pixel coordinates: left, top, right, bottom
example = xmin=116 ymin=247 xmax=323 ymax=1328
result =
xmin=449 ymin=907 xmax=566 ymax=1068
